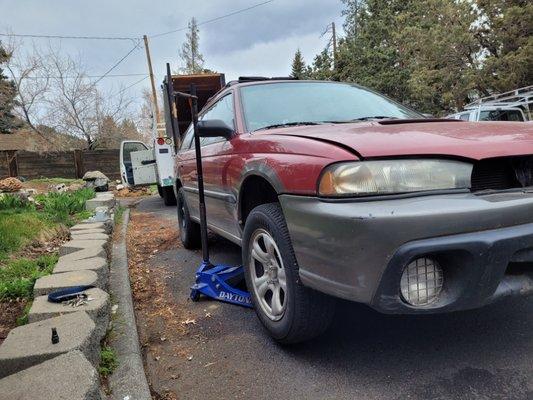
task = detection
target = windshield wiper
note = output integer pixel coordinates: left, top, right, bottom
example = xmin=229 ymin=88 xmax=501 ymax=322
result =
xmin=255 ymin=121 xmax=322 ymax=131
xmin=325 ymin=116 xmax=400 ymax=123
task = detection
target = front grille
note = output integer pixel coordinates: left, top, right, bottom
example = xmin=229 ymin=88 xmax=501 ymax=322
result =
xmin=471 ymin=156 xmax=533 ymax=192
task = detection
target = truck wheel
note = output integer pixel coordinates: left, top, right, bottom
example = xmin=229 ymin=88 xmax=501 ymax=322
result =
xmin=162 ymin=186 xmax=177 ymax=206
xmin=177 ymin=188 xmax=201 ymax=249
xmin=242 ymin=203 xmax=335 ymax=344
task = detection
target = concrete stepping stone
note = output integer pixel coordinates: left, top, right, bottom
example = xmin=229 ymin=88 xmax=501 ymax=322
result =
xmin=54 ymin=256 xmax=108 ymax=283
xmin=0 ymin=350 xmax=102 ymax=400
xmin=71 ymin=221 xmax=110 ymax=233
xmin=85 ymin=193 xmax=115 ymax=211
xmin=59 ymin=246 xmax=107 ymax=262
xmin=28 ymin=288 xmax=110 ymax=340
xmin=71 ymin=228 xmax=107 ymax=235
xmin=33 ymin=270 xmax=104 ymax=297
xmin=0 ymin=312 xmax=98 ymax=378
xmin=71 ymin=232 xmax=109 ymax=241
xmin=59 ymin=240 xmax=107 ymax=256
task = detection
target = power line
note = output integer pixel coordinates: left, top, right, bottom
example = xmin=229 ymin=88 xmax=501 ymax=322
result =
xmin=110 ymin=75 xmax=149 ymax=99
xmin=0 ymin=32 xmax=138 ymax=41
xmin=150 ymin=0 xmax=275 ymax=38
xmin=91 ymin=40 xmax=142 ymax=85
xmin=13 ymin=73 xmax=148 ymax=79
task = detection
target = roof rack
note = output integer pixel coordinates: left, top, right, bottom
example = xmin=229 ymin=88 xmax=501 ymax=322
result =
xmin=465 ymin=85 xmax=533 ymax=109
xmin=226 ymin=76 xmax=299 ymax=87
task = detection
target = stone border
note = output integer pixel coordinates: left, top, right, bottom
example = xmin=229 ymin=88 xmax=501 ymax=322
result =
xmin=0 ymin=191 xmax=120 ymax=400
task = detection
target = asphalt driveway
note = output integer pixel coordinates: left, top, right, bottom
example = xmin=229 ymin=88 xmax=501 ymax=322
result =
xmin=130 ymin=196 xmax=533 ymax=400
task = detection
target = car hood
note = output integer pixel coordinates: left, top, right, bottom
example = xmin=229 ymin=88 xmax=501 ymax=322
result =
xmin=265 ymin=120 xmax=533 ymax=160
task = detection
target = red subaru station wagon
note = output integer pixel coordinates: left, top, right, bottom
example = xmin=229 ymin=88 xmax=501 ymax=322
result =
xmin=174 ymin=78 xmax=533 ymax=343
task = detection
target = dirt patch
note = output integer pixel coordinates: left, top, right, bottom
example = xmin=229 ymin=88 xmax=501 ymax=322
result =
xmin=12 ymin=224 xmax=70 ymax=260
xmin=0 ymin=299 xmax=27 ymax=345
xmin=127 ymin=210 xmax=192 ymax=399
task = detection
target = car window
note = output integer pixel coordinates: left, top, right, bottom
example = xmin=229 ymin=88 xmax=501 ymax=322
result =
xmin=180 ymin=124 xmax=195 ymax=151
xmin=197 ymin=94 xmax=234 ymax=147
xmin=459 ymin=112 xmax=470 ymax=121
xmin=123 ymin=142 xmax=148 ymax=163
xmin=479 ymin=109 xmax=524 ymax=122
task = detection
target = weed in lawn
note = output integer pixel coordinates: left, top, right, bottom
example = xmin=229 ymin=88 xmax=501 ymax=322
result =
xmin=35 ymin=188 xmax=95 ymax=224
xmin=0 ymin=254 xmax=59 ymax=300
xmin=99 ymin=345 xmax=119 ymax=378
xmin=16 ymin=301 xmax=32 ymax=326
xmin=114 ymin=205 xmax=126 ymax=225
xmin=0 ymin=194 xmax=35 ymax=211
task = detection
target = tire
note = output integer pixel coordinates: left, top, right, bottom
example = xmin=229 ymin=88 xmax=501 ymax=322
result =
xmin=157 ymin=184 xmax=163 ymax=197
xmin=177 ymin=188 xmax=201 ymax=249
xmin=162 ymin=186 xmax=177 ymax=206
xmin=242 ymin=203 xmax=335 ymax=344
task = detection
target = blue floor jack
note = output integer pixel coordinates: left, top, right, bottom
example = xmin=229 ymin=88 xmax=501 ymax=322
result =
xmin=174 ymin=86 xmax=252 ymax=308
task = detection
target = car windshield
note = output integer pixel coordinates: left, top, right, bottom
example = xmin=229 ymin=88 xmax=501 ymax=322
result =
xmin=240 ymin=81 xmax=422 ymax=131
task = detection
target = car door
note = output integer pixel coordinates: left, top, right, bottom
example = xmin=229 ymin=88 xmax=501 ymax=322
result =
xmin=119 ymin=140 xmax=154 ymax=187
xmin=177 ymin=92 xmax=237 ymax=238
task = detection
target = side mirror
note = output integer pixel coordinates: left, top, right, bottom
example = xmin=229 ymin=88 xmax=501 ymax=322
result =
xmin=197 ymin=119 xmax=234 ymax=139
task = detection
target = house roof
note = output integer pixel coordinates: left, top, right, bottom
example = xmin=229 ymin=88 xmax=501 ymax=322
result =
xmin=0 ymin=129 xmax=51 ymax=151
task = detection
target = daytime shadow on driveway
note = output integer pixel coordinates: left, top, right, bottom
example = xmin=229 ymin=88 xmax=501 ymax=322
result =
xmin=129 ymin=197 xmax=533 ymax=400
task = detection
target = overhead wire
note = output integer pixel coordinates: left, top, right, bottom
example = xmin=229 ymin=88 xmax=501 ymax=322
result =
xmin=149 ymin=0 xmax=275 ymax=38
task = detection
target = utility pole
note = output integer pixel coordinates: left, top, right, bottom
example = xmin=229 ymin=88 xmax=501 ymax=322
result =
xmin=331 ymin=22 xmax=337 ymax=70
xmin=143 ymin=35 xmax=161 ymax=125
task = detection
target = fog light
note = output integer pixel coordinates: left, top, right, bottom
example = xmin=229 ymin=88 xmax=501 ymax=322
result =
xmin=400 ymin=257 xmax=443 ymax=306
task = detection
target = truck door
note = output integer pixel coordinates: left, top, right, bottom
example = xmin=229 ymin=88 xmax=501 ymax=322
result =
xmin=120 ymin=140 xmax=156 ymax=186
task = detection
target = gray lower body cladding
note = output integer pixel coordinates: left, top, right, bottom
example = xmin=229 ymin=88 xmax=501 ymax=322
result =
xmin=279 ymin=191 xmax=533 ymax=313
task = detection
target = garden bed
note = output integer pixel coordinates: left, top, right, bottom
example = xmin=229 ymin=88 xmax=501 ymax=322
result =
xmin=0 ymin=188 xmax=95 ymax=344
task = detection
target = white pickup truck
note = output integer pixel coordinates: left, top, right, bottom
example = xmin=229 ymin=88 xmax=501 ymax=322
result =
xmin=447 ymin=85 xmax=532 ymax=122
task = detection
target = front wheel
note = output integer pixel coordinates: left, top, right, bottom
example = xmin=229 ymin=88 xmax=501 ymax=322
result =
xmin=242 ymin=203 xmax=335 ymax=344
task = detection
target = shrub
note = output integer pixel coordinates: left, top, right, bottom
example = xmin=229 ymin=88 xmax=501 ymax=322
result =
xmin=35 ymin=188 xmax=95 ymax=224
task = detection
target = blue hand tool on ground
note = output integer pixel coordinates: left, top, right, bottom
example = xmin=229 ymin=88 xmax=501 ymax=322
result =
xmin=173 ymin=84 xmax=252 ymax=308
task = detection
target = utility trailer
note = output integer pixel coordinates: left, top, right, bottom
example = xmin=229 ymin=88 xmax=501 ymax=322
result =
xmin=119 ymin=65 xmax=225 ymax=205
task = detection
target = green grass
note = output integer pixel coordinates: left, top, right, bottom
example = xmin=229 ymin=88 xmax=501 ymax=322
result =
xmin=35 ymin=188 xmax=95 ymax=225
xmin=0 ymin=188 xmax=95 ymax=260
xmin=0 ymin=212 xmax=52 ymax=261
xmin=26 ymin=178 xmax=84 ymax=185
xmin=16 ymin=301 xmax=33 ymax=326
xmin=99 ymin=345 xmax=119 ymax=378
xmin=0 ymin=254 xmax=58 ymax=300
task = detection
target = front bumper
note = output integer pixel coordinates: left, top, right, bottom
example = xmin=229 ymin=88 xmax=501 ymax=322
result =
xmin=279 ymin=191 xmax=533 ymax=313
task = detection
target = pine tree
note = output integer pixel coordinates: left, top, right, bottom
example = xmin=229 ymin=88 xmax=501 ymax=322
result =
xmin=290 ymin=49 xmax=307 ymax=79
xmin=0 ymin=42 xmax=19 ymax=134
xmin=475 ymin=0 xmax=533 ymax=92
xmin=179 ymin=18 xmax=205 ymax=74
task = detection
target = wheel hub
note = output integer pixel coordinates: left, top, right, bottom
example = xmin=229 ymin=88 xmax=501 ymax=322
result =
xmin=248 ymin=229 xmax=287 ymax=321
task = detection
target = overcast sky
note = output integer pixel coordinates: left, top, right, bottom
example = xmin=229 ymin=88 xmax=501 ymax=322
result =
xmin=0 ymin=0 xmax=345 ymax=107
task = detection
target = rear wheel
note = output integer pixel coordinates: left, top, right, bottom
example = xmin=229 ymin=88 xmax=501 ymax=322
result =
xmin=177 ymin=188 xmax=200 ymax=249
xmin=162 ymin=186 xmax=177 ymax=206
xmin=242 ymin=203 xmax=335 ymax=344
xmin=157 ymin=184 xmax=163 ymax=197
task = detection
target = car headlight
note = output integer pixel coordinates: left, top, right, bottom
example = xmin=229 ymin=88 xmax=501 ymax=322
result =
xmin=318 ymin=159 xmax=473 ymax=197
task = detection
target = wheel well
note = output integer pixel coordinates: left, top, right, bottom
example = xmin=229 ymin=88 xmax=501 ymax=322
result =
xmin=239 ymin=176 xmax=279 ymax=225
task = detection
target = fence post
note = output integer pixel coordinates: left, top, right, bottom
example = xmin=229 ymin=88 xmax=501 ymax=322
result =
xmin=74 ymin=149 xmax=84 ymax=178
xmin=7 ymin=151 xmax=18 ymax=177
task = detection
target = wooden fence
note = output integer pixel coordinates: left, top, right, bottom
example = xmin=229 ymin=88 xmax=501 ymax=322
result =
xmin=0 ymin=149 xmax=121 ymax=180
